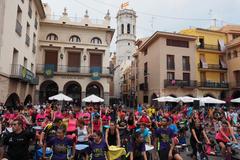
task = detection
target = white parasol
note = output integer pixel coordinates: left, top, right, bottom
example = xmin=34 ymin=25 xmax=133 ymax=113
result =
xmin=48 ymin=93 xmax=73 ymax=101
xmin=82 ymin=94 xmax=104 ymax=103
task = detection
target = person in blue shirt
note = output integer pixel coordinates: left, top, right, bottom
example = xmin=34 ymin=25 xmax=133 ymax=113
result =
xmin=136 ymin=123 xmax=151 ymax=145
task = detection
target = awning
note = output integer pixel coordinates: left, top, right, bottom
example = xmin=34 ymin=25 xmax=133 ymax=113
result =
xmin=200 ymin=55 xmax=208 ymax=68
xmin=220 ymin=57 xmax=227 ymax=68
xmin=218 ymin=39 xmax=225 ymax=52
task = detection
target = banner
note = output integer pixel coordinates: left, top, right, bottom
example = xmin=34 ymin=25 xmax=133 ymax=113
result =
xmin=90 ymin=67 xmax=101 ymax=80
xmin=44 ymin=64 xmax=55 ymax=78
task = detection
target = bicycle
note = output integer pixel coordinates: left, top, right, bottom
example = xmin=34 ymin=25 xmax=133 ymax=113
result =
xmin=196 ymin=142 xmax=209 ymax=160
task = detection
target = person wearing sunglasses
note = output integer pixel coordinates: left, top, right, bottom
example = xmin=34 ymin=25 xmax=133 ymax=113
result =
xmin=2 ymin=119 xmax=35 ymax=160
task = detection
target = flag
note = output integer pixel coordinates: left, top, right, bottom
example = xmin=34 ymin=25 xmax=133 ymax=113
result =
xmin=121 ymin=2 xmax=129 ymax=9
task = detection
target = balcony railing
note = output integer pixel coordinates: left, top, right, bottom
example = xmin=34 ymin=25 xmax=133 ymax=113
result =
xmin=25 ymin=34 xmax=30 ymax=46
xmin=198 ymin=82 xmax=229 ymax=89
xmin=139 ymin=83 xmax=148 ymax=91
xmin=10 ymin=64 xmax=34 ymax=83
xmin=36 ymin=64 xmax=113 ymax=75
xmin=32 ymin=43 xmax=36 ymax=53
xmin=198 ymin=44 xmax=220 ymax=51
xmin=198 ymin=63 xmax=227 ymax=70
xmin=28 ymin=6 xmax=32 ymax=18
xmin=164 ymin=79 xmax=197 ymax=88
xmin=15 ymin=20 xmax=22 ymax=36
xmin=30 ymin=76 xmax=39 ymax=85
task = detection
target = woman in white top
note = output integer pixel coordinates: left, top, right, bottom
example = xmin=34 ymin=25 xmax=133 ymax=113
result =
xmin=76 ymin=119 xmax=89 ymax=160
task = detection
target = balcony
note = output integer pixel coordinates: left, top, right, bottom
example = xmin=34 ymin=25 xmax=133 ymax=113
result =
xmin=10 ymin=64 xmax=35 ymax=83
xmin=139 ymin=83 xmax=148 ymax=91
xmin=36 ymin=64 xmax=113 ymax=76
xmin=198 ymin=63 xmax=227 ymax=71
xmin=28 ymin=6 xmax=32 ymax=18
xmin=30 ymin=76 xmax=39 ymax=85
xmin=15 ymin=20 xmax=22 ymax=36
xmin=164 ymin=79 xmax=197 ymax=88
xmin=32 ymin=43 xmax=36 ymax=53
xmin=198 ymin=82 xmax=229 ymax=89
xmin=25 ymin=34 xmax=30 ymax=46
xmin=198 ymin=44 xmax=221 ymax=51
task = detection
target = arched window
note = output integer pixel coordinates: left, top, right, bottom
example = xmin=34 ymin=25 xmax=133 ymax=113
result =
xmin=127 ymin=23 xmax=130 ymax=34
xmin=121 ymin=24 xmax=124 ymax=34
xmin=46 ymin=33 xmax=58 ymax=41
xmin=91 ymin=37 xmax=102 ymax=44
xmin=69 ymin=35 xmax=81 ymax=43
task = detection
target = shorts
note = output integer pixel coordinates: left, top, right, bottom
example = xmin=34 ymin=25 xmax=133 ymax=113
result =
xmin=216 ymin=139 xmax=227 ymax=145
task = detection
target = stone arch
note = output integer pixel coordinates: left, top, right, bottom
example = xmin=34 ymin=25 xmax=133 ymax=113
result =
xmin=63 ymin=81 xmax=82 ymax=105
xmin=169 ymin=94 xmax=177 ymax=98
xmin=86 ymin=81 xmax=104 ymax=98
xmin=5 ymin=93 xmax=20 ymax=108
xmin=151 ymin=93 xmax=158 ymax=106
xmin=232 ymin=90 xmax=240 ymax=99
xmin=24 ymin=95 xmax=32 ymax=105
xmin=39 ymin=80 xmax=59 ymax=103
xmin=203 ymin=93 xmax=215 ymax=98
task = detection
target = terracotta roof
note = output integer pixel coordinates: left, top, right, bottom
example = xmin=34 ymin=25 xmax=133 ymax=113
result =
xmin=226 ymin=37 xmax=240 ymax=48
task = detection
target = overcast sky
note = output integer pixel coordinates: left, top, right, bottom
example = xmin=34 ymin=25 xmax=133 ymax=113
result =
xmin=42 ymin=0 xmax=240 ymax=51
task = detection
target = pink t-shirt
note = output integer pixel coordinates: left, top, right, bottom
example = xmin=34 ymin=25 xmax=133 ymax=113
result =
xmin=54 ymin=111 xmax=63 ymax=119
xmin=102 ymin=115 xmax=111 ymax=126
xmin=93 ymin=120 xmax=101 ymax=132
xmin=215 ymin=128 xmax=231 ymax=143
xmin=36 ymin=113 xmax=46 ymax=126
xmin=76 ymin=112 xmax=84 ymax=119
xmin=67 ymin=119 xmax=77 ymax=132
xmin=83 ymin=112 xmax=90 ymax=125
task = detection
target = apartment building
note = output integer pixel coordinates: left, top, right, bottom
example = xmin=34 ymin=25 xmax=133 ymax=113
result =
xmin=0 ymin=0 xmax=45 ymax=107
xmin=134 ymin=31 xmax=196 ymax=104
xmin=36 ymin=5 xmax=114 ymax=105
xmin=180 ymin=28 xmax=228 ymax=99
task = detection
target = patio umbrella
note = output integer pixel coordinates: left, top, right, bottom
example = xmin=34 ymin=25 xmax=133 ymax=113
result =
xmin=48 ymin=93 xmax=73 ymax=101
xmin=82 ymin=94 xmax=104 ymax=103
xmin=199 ymin=96 xmax=225 ymax=104
xmin=154 ymin=96 xmax=179 ymax=103
xmin=177 ymin=96 xmax=197 ymax=103
xmin=230 ymin=97 xmax=240 ymax=103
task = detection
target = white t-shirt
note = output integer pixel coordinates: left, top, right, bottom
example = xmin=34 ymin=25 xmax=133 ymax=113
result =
xmin=231 ymin=112 xmax=238 ymax=124
xmin=77 ymin=126 xmax=88 ymax=142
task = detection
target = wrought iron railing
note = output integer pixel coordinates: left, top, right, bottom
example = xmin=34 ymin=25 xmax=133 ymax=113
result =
xmin=36 ymin=64 xmax=112 ymax=75
xmin=10 ymin=64 xmax=35 ymax=83
xmin=198 ymin=82 xmax=229 ymax=88
xmin=198 ymin=63 xmax=227 ymax=70
xmin=198 ymin=44 xmax=220 ymax=51
xmin=164 ymin=79 xmax=197 ymax=88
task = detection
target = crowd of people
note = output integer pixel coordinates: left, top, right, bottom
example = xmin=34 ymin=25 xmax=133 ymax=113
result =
xmin=0 ymin=103 xmax=239 ymax=160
